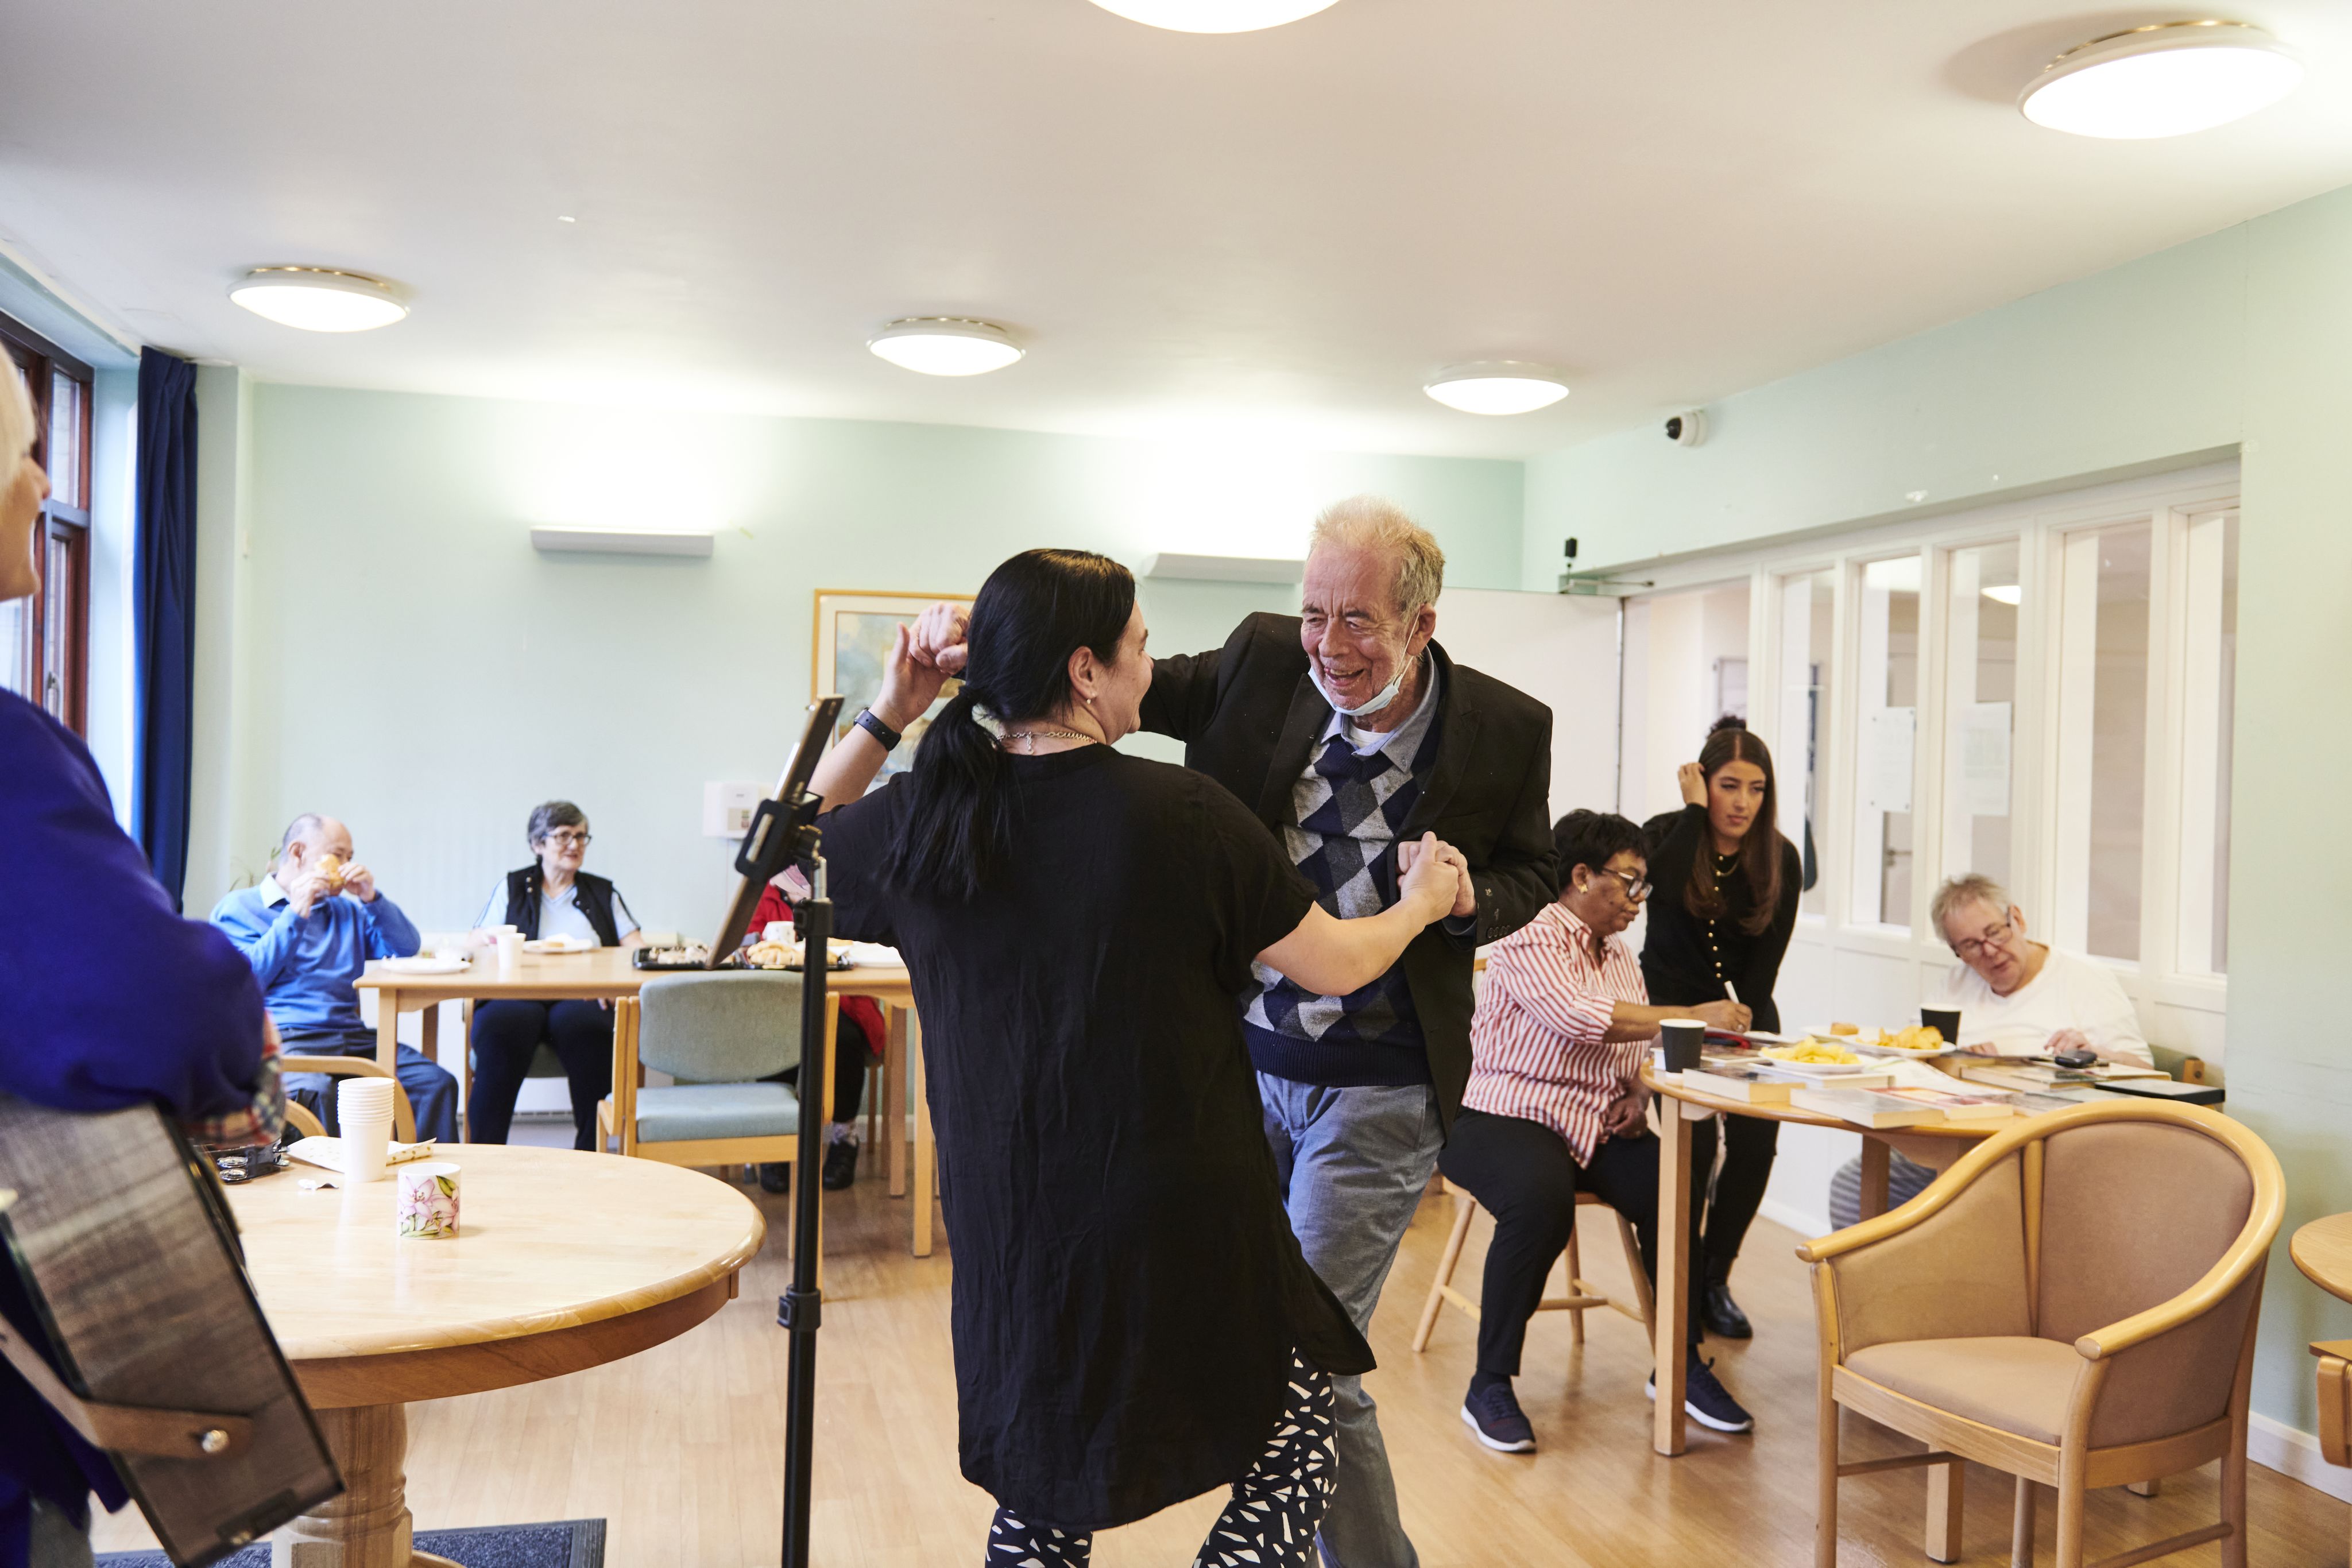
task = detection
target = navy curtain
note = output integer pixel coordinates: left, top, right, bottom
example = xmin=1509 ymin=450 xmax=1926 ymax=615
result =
xmin=133 ymin=347 xmax=199 ymax=910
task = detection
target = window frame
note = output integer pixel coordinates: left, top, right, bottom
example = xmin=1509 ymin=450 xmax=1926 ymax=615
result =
xmin=1 ymin=310 xmax=95 ymax=734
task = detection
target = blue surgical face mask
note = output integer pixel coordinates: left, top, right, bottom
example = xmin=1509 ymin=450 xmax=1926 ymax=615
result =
xmin=1309 ymin=657 xmax=1409 ymax=718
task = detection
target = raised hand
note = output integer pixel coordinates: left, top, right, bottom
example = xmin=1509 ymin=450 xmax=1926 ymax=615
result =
xmin=910 ymin=601 xmax=972 ymax=677
xmin=1679 ymin=761 xmax=1708 ymax=807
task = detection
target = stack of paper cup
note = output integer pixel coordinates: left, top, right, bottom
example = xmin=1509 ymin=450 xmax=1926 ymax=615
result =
xmin=338 ymin=1078 xmax=397 ymax=1183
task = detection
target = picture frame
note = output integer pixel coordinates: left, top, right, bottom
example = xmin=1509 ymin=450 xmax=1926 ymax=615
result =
xmin=813 ymin=590 xmax=974 ymax=780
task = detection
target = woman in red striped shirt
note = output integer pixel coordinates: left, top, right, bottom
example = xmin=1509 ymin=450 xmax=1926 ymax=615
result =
xmin=1439 ymin=811 xmax=1755 ymax=1452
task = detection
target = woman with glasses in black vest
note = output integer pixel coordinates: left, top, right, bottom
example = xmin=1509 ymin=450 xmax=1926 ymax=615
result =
xmin=466 ymin=800 xmax=644 ymax=1148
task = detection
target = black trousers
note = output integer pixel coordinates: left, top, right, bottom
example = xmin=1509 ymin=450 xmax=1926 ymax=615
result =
xmin=764 ymin=1009 xmax=873 ymax=1124
xmin=1692 ymin=1113 xmax=1780 ymax=1283
xmin=1437 ymin=1108 xmax=1705 ymax=1377
xmin=467 ymin=999 xmax=613 ymax=1150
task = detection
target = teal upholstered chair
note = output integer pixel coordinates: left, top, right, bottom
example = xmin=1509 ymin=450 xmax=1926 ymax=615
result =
xmin=599 ymin=971 xmax=837 ymax=1183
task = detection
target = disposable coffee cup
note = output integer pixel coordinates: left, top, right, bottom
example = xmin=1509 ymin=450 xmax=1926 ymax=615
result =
xmin=396 ymin=1162 xmax=461 ymax=1239
xmin=336 ymin=1078 xmax=397 ymax=1183
xmin=496 ymin=930 xmax=524 ymax=970
xmin=1659 ymin=1018 xmax=1707 ymax=1074
xmin=1921 ymin=1007 xmax=1962 ymax=1046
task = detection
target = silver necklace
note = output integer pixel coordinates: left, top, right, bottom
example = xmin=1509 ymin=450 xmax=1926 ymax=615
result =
xmin=1001 ymin=726 xmax=1097 ymax=752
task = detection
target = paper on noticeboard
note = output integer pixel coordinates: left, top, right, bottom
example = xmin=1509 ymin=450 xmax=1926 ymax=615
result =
xmin=1863 ymin=706 xmax=1916 ymax=815
xmin=1958 ymin=702 xmax=2012 ymax=818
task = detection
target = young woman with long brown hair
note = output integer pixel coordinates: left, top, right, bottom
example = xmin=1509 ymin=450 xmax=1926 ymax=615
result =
xmin=1639 ymin=717 xmax=1801 ymax=1343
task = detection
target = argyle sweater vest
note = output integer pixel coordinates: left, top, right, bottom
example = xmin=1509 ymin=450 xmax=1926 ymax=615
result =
xmin=1243 ymin=721 xmax=1442 ymax=1087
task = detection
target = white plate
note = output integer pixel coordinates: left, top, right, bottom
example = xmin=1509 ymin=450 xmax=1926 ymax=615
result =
xmin=523 ymin=938 xmax=595 ymax=954
xmin=382 ymin=955 xmax=468 ymax=974
xmin=1851 ymin=1038 xmax=1962 ymax=1059
xmin=1751 ymin=1056 xmax=1878 ymax=1078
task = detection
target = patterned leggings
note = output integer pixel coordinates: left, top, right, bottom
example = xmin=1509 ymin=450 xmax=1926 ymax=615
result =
xmin=984 ymin=1353 xmax=1338 ymax=1568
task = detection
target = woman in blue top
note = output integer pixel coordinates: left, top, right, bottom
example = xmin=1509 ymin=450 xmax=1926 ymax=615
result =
xmin=0 ymin=359 xmax=278 ymax=1566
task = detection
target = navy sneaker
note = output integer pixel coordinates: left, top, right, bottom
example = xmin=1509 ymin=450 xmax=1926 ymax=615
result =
xmin=1460 ymin=1380 xmax=1537 ymax=1453
xmin=1646 ymin=1353 xmax=1756 ymax=1433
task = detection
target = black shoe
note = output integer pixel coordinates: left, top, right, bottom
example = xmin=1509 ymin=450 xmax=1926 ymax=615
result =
xmin=1646 ymin=1354 xmax=1756 ymax=1434
xmin=1459 ymin=1380 xmax=1536 ymax=1453
xmin=821 ymin=1139 xmax=860 ymax=1191
xmin=1701 ymin=1282 xmax=1753 ymax=1339
xmin=759 ymin=1162 xmax=790 ymax=1194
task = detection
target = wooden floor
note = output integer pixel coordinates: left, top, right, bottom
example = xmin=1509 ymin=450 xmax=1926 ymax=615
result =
xmin=97 ymin=1156 xmax=2349 ymax=1566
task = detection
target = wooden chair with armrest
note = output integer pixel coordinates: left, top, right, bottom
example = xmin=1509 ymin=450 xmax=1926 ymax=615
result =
xmin=278 ymin=1055 xmax=419 ymax=1145
xmin=1414 ymin=1188 xmax=1654 ymax=1356
xmin=1801 ymin=1098 xmax=2281 ymax=1568
xmin=283 ymin=1101 xmax=326 ymax=1140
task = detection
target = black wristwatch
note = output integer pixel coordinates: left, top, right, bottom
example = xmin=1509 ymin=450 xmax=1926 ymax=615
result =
xmin=852 ymin=707 xmax=903 ymax=752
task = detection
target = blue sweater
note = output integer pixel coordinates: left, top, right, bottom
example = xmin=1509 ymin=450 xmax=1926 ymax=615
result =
xmin=0 ymin=690 xmax=269 ymax=1568
xmin=209 ymin=882 xmax=419 ymax=1037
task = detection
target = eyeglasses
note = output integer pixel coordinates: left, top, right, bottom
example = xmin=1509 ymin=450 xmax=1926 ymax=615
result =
xmin=1951 ymin=919 xmax=2014 ymax=962
xmin=541 ymin=831 xmax=592 ymax=848
xmin=1593 ymin=868 xmax=1650 ymax=901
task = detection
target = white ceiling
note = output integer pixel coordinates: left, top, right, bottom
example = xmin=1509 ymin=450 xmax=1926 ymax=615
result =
xmin=3 ymin=1 xmax=2350 ymax=459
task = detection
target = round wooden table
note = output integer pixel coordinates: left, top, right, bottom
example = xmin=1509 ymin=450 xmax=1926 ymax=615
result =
xmin=229 ymin=1143 xmax=764 ymax=1567
xmin=1639 ymin=1063 xmax=1997 ymax=1457
xmin=2291 ymin=1213 xmax=2352 ymax=1304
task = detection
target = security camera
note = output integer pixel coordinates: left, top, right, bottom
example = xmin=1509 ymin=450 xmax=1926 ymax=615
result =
xmin=1664 ymin=409 xmax=1708 ymax=447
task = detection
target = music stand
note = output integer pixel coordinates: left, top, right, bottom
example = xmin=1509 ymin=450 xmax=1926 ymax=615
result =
xmin=705 ymin=694 xmax=842 ymax=1568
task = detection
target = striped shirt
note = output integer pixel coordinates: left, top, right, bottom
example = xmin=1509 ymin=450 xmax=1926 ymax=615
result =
xmin=1463 ymin=902 xmax=1651 ymax=1164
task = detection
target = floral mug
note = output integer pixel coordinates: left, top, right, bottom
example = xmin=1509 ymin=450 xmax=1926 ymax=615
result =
xmin=396 ymin=1162 xmax=461 ymax=1239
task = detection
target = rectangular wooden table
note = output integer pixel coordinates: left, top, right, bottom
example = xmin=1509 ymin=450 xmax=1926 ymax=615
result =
xmin=355 ymin=948 xmax=935 ymax=1252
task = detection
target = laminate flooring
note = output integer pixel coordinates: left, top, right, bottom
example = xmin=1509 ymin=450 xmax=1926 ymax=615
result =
xmin=93 ymin=1157 xmax=2348 ymax=1566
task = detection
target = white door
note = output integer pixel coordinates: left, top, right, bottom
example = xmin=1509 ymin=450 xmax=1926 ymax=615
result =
xmin=1436 ymin=587 xmax=1622 ymax=822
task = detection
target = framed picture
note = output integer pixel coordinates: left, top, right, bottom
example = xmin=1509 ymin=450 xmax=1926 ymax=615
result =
xmin=813 ymin=590 xmax=973 ymax=780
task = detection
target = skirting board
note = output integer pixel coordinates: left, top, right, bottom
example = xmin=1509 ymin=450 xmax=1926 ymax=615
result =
xmin=1758 ymin=1197 xmax=2347 ymax=1503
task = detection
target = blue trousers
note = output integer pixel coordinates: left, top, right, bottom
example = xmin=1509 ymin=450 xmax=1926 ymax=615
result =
xmin=1258 ymin=1076 xmax=1444 ymax=1568
xmin=281 ymin=1029 xmax=461 ymax=1145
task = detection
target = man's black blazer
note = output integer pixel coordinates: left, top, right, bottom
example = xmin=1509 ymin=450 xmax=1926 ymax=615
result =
xmin=1139 ymin=611 xmax=1557 ymax=1129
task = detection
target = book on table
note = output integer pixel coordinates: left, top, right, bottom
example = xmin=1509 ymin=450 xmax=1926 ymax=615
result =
xmin=1957 ymin=1060 xmax=2167 ymax=1094
xmin=1677 ymin=1065 xmax=1796 ymax=1104
xmin=1788 ymin=1087 xmax=1952 ymax=1129
xmin=1874 ymin=1086 xmax=2022 ymax=1121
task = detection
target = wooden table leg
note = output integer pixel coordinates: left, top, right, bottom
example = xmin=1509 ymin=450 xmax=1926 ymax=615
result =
xmin=1859 ymin=1137 xmax=1892 ymax=1222
xmin=273 ymin=1404 xmax=413 ymax=1568
xmin=416 ymin=1004 xmax=438 ymax=1066
xmin=1927 ymin=1459 xmax=1965 ymax=1563
xmin=1652 ymin=1102 xmax=1693 ymax=1456
xmin=885 ymin=1006 xmax=908 ymax=1200
xmin=376 ymin=987 xmax=403 ymax=1073
xmin=911 ymin=1010 xmax=934 ymax=1259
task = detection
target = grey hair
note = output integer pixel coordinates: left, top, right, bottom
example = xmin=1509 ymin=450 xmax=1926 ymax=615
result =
xmin=1931 ymin=873 xmax=2014 ymax=946
xmin=1307 ymin=495 xmax=1445 ymax=615
xmin=276 ymin=814 xmax=325 ymax=859
xmin=0 ymin=356 xmax=33 ymax=467
xmin=527 ymin=799 xmax=588 ymax=848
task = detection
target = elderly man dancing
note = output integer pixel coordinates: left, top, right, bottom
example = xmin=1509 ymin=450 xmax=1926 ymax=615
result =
xmin=915 ymin=497 xmax=1554 ymax=1566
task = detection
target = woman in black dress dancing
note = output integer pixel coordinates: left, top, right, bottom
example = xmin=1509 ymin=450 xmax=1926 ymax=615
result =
xmin=802 ymin=549 xmax=1467 ymax=1565
xmin=1640 ymin=717 xmax=1799 ymax=1340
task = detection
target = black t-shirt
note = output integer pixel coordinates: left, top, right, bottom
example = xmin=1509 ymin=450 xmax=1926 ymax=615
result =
xmin=821 ymin=745 xmax=1372 ymax=1530
xmin=1638 ymin=803 xmax=1802 ymax=1035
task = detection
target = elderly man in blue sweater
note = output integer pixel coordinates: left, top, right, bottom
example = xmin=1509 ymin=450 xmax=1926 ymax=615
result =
xmin=210 ymin=815 xmax=459 ymax=1144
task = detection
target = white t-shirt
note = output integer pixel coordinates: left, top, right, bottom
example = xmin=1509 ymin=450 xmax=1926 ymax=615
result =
xmin=474 ymin=879 xmax=639 ymax=947
xmin=1925 ymin=944 xmax=2152 ymax=1067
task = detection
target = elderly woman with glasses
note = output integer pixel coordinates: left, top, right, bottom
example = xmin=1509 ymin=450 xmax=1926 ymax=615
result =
xmin=466 ymin=800 xmax=644 ymax=1147
xmin=1828 ymin=871 xmax=2154 ymax=1227
xmin=1437 ymin=810 xmax=1756 ymax=1454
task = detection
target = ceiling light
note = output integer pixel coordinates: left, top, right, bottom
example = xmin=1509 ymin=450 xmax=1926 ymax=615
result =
xmin=228 ymin=266 xmax=409 ymax=332
xmin=868 ymin=318 xmax=1024 ymax=376
xmin=2020 ymin=21 xmax=2301 ymax=139
xmin=1982 ymin=584 xmax=2023 ymax=606
xmin=1423 ymin=362 xmax=1570 ymax=416
xmin=1086 ymin=0 xmax=1340 ymax=33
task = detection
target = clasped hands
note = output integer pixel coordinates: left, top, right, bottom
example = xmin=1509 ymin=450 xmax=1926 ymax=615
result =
xmin=1397 ymin=835 xmax=1477 ymax=922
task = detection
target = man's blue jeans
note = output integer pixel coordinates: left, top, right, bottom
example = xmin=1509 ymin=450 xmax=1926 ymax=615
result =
xmin=1259 ymin=1076 xmax=1444 ymax=1568
xmin=281 ymin=1029 xmax=461 ymax=1145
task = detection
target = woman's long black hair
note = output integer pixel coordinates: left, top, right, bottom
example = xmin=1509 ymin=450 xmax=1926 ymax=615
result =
xmin=883 ymin=548 xmax=1136 ymax=901
xmin=1682 ymin=716 xmax=1783 ymax=935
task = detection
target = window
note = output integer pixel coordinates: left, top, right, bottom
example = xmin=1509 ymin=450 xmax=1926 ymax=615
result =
xmin=2173 ymin=509 xmax=2238 ymax=976
xmin=2053 ymin=521 xmax=2152 ymax=963
xmin=0 ymin=313 xmax=93 ymax=733
xmin=1941 ymin=540 xmax=2021 ymax=893
xmin=1849 ymin=554 xmax=1922 ymax=929
xmin=1773 ymin=568 xmax=1835 ymax=917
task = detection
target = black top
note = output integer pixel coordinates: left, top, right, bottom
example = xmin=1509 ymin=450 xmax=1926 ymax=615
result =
xmin=1138 ymin=612 xmax=1558 ymax=1128
xmin=820 ymin=745 xmax=1374 ymax=1530
xmin=1638 ymin=804 xmax=1802 ymax=1035
xmin=500 ymin=866 xmax=622 ymax=947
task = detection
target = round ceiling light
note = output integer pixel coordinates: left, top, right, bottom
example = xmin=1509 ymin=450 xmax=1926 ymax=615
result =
xmin=1423 ymin=362 xmax=1570 ymax=416
xmin=228 ymin=266 xmax=409 ymax=331
xmin=2020 ymin=21 xmax=2302 ymax=139
xmin=1086 ymin=0 xmax=1340 ymax=32
xmin=868 ymin=318 xmax=1024 ymax=377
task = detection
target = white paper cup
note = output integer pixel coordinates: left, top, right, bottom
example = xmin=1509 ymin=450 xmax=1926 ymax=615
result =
xmin=497 ymin=930 xmax=524 ymax=970
xmin=395 ymin=1162 xmax=461 ymax=1239
xmin=336 ymin=1078 xmax=397 ymax=1183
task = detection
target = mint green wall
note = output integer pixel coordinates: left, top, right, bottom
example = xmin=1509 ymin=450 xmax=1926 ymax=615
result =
xmin=192 ymin=384 xmax=1523 ymax=944
xmin=1523 ymin=181 xmax=2352 ymax=1441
